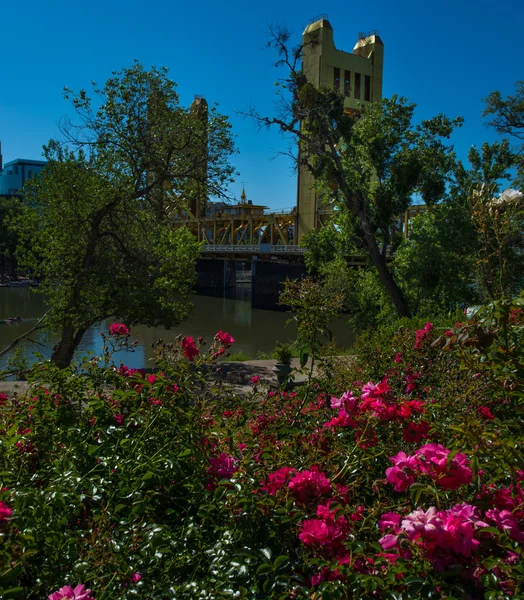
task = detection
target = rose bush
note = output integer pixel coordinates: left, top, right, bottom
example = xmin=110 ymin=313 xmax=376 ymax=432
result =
xmin=0 ymin=296 xmax=523 ymax=599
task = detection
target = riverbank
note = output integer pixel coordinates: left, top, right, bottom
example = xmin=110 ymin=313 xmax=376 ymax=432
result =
xmin=0 ymin=355 xmax=354 ymax=397
xmin=0 ymin=287 xmax=355 ymax=369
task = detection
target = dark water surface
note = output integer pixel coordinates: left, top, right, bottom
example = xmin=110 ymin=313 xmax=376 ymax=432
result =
xmin=0 ymin=286 xmax=354 ymax=369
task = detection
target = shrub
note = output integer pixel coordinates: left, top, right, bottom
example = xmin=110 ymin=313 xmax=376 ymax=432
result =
xmin=0 ymin=302 xmax=523 ymax=599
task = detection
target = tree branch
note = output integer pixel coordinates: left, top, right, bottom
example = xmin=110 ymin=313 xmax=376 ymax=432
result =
xmin=0 ymin=310 xmax=51 ymax=360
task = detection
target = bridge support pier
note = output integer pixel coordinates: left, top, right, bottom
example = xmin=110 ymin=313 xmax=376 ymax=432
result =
xmin=195 ymin=259 xmax=237 ymax=291
xmin=251 ymin=260 xmax=306 ymax=310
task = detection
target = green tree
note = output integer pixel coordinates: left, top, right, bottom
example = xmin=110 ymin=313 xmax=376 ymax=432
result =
xmin=483 ymin=80 xmax=524 ymax=188
xmin=250 ymin=30 xmax=462 ymax=317
xmin=393 ymin=202 xmax=479 ymax=313
xmin=15 ymin=63 xmax=235 ymax=368
xmin=0 ymin=197 xmax=22 ymax=282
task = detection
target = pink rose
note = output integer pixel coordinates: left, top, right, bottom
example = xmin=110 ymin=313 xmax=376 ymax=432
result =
xmin=109 ymin=323 xmax=129 ymax=336
xmin=0 ymin=501 xmax=12 ymax=522
xmin=48 ymin=584 xmax=94 ymax=600
xmin=216 ymin=330 xmax=235 ymax=347
xmin=181 ymin=336 xmax=199 ymax=361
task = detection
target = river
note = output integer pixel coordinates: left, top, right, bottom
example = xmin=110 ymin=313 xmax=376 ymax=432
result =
xmin=0 ymin=286 xmax=354 ymax=370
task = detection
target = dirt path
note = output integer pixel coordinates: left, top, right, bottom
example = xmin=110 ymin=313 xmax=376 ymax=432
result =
xmin=0 ymin=356 xmax=354 ymax=398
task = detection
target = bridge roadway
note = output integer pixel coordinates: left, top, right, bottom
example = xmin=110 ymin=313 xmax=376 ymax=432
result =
xmin=199 ymin=243 xmax=366 ymax=265
xmin=200 ymin=244 xmax=305 ymax=255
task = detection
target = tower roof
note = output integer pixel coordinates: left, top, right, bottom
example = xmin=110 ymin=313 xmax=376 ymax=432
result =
xmin=303 ymin=17 xmax=333 ymax=35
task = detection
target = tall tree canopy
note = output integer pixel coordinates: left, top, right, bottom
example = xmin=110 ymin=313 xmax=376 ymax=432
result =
xmin=250 ymin=29 xmax=462 ymax=317
xmin=483 ymin=81 xmax=524 ymax=190
xmin=15 ymin=63 xmax=236 ymax=367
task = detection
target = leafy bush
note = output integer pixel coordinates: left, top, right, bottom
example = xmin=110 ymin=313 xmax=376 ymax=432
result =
xmin=0 ymin=299 xmax=523 ymax=599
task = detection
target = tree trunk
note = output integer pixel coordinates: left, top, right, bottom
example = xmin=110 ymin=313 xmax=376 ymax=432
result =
xmin=51 ymin=323 xmax=87 ymax=369
xmin=324 ymin=134 xmax=412 ymax=319
xmin=357 ymin=207 xmax=412 ymax=318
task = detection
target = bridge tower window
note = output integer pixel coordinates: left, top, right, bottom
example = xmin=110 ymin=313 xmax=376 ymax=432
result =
xmin=354 ymin=73 xmax=361 ymax=99
xmin=333 ymin=67 xmax=340 ymax=92
xmin=344 ymin=70 xmax=351 ymax=96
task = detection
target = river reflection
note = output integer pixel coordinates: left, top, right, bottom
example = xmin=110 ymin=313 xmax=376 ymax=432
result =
xmin=0 ymin=286 xmax=354 ymax=369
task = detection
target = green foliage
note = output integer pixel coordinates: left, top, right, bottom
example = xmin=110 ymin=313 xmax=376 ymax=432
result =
xmin=1 ymin=299 xmax=523 ymax=598
xmin=259 ymin=30 xmax=464 ymax=317
xmin=274 ymin=342 xmax=293 ymax=365
xmin=469 ymin=185 xmax=524 ymax=301
xmin=279 ymin=276 xmax=344 ymax=365
xmin=0 ymin=197 xmax=23 ymax=282
xmin=483 ymin=81 xmax=524 ymax=188
xmin=14 ymin=62 xmax=235 ymax=367
xmin=394 ymin=202 xmax=479 ymax=312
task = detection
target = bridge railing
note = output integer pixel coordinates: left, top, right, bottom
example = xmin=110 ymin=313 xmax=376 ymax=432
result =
xmin=201 ymin=244 xmax=306 ymax=254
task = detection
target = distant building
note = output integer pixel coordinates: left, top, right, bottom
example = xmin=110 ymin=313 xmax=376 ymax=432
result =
xmin=297 ymin=16 xmax=384 ymax=241
xmin=0 ymin=143 xmax=47 ymax=196
xmin=207 ymin=189 xmax=267 ymax=218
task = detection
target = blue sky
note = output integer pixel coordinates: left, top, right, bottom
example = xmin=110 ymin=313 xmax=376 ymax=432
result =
xmin=0 ymin=0 xmax=522 ymax=211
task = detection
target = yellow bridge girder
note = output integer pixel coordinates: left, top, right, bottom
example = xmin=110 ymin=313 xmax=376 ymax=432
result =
xmin=172 ymin=210 xmax=296 ymax=246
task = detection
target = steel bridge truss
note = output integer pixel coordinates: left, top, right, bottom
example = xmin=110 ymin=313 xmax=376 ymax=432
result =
xmin=172 ymin=210 xmax=296 ymax=247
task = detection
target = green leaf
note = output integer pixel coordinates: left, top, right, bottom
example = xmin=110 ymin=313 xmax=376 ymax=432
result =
xmin=2 ymin=588 xmax=25 ymax=598
xmin=260 ymin=547 xmax=272 ymax=561
xmin=273 ymin=555 xmax=288 ymax=569
xmin=214 ymin=486 xmax=226 ymax=501
xmin=256 ymin=563 xmax=272 ymax=575
xmin=299 ymin=349 xmax=309 ymax=369
xmin=87 ymin=444 xmax=99 ymax=456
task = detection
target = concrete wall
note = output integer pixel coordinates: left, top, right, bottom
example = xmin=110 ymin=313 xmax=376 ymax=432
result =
xmin=251 ymin=261 xmax=306 ymax=310
xmin=194 ymin=259 xmax=237 ymax=290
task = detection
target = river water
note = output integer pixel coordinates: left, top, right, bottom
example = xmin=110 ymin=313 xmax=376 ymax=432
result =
xmin=0 ymin=286 xmax=354 ymax=370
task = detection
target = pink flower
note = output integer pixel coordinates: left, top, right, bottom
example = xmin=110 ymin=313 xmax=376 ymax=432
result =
xmin=402 ymin=420 xmax=430 ymax=443
xmin=361 ymin=380 xmax=390 ymax=400
xmin=330 ymin=390 xmax=357 ymax=410
xmin=398 ymin=400 xmax=426 ymax=418
xmin=378 ymin=533 xmax=399 ymax=550
xmin=48 ymin=584 xmax=94 ymax=600
xmin=208 ymin=453 xmax=238 ymax=481
xmin=478 ymin=406 xmax=495 ymax=420
xmin=402 ymin=506 xmax=443 ymax=539
xmin=288 ymin=467 xmax=332 ymax=505
xmin=414 ymin=322 xmax=433 ymax=349
xmin=360 ymin=397 xmax=397 ymax=421
xmin=261 ymin=467 xmax=297 ymax=495
xmin=361 ymin=381 xmax=378 ymax=400
xmin=324 ymin=408 xmax=357 ymax=429
xmin=385 ymin=451 xmax=420 ymax=492
xmin=0 ymin=392 xmax=7 ymax=405
xmin=393 ymin=352 xmax=402 ymax=363
xmin=0 ymin=501 xmax=12 ymax=521
xmin=130 ymin=572 xmax=141 ymax=584
xmin=486 ymin=508 xmax=524 ymax=542
xmin=109 ymin=323 xmax=129 ymax=336
xmin=250 ymin=375 xmax=260 ymax=385
xmin=379 ymin=512 xmax=402 ymax=532
xmin=181 ymin=336 xmax=199 ymax=361
xmin=299 ymin=519 xmax=332 ymax=546
xmin=216 ymin=330 xmax=235 ymax=347
xmin=379 ymin=503 xmax=485 ymax=561
xmin=416 ymin=444 xmax=473 ymax=490
xmin=299 ymin=502 xmax=349 ymax=550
